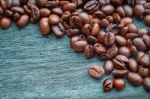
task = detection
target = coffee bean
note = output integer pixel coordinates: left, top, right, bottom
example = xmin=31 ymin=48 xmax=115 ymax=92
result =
xmin=71 ymin=0 xmax=83 ymax=6
xmin=37 ymin=0 xmax=48 ymax=7
xmin=49 ymin=14 xmax=60 ymax=25
xmin=91 ymin=23 xmax=100 ymax=36
xmin=79 ymin=12 xmax=90 ymax=24
xmin=113 ymin=78 xmax=126 ymax=91
xmin=105 ymin=45 xmax=118 ymax=59
xmin=116 ymin=6 xmax=125 ymax=18
xmin=119 ymin=47 xmax=130 ymax=58
xmin=99 ymin=0 xmax=110 ymax=7
xmin=143 ymin=77 xmax=150 ymax=92
xmin=13 ymin=12 xmax=21 ymax=21
xmin=128 ymin=72 xmax=143 ymax=86
xmin=40 ymin=8 xmax=51 ymax=17
xmin=123 ymin=5 xmax=133 ymax=17
xmin=72 ymin=40 xmax=87 ymax=52
xmin=39 ymin=17 xmax=50 ymax=36
xmin=61 ymin=11 xmax=71 ymax=21
xmin=0 ymin=7 xmax=4 ymax=15
xmin=136 ymin=52 xmax=145 ymax=62
xmin=84 ymin=45 xmax=94 ymax=58
xmin=144 ymin=15 xmax=150 ymax=25
xmin=138 ymin=66 xmax=149 ymax=78
xmin=127 ymin=23 xmax=137 ymax=33
xmin=88 ymin=64 xmax=105 ymax=79
xmin=66 ymin=28 xmax=80 ymax=37
xmin=30 ymin=5 xmax=40 ymax=23
xmin=51 ymin=7 xmax=63 ymax=16
xmin=104 ymin=60 xmax=114 ymax=74
xmin=87 ymin=36 xmax=98 ymax=45
xmin=0 ymin=17 xmax=11 ymax=29
xmin=134 ymin=5 xmax=144 ymax=19
xmin=128 ymin=58 xmax=138 ymax=72
xmin=103 ymin=78 xmax=113 ymax=92
xmin=81 ymin=24 xmax=92 ymax=35
xmin=94 ymin=43 xmax=106 ymax=55
xmin=63 ymin=3 xmax=76 ymax=12
xmin=132 ymin=38 xmax=146 ymax=52
xmin=143 ymin=35 xmax=150 ymax=47
xmin=101 ymin=5 xmax=115 ymax=15
xmin=120 ymin=17 xmax=132 ymax=26
xmin=112 ymin=69 xmax=128 ymax=78
xmin=45 ymin=1 xmax=58 ymax=9
xmin=52 ymin=23 xmax=65 ymax=38
xmin=100 ymin=18 xmax=109 ymax=28
xmin=69 ymin=15 xmax=82 ymax=28
xmin=17 ymin=14 xmax=29 ymax=28
xmin=11 ymin=6 xmax=25 ymax=14
xmin=139 ymin=54 xmax=150 ymax=68
xmin=103 ymin=32 xmax=115 ymax=46
xmin=115 ymin=35 xmax=127 ymax=46
xmin=97 ymin=30 xmax=106 ymax=44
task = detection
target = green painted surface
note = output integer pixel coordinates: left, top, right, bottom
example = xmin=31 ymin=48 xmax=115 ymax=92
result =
xmin=0 ymin=19 xmax=149 ymax=99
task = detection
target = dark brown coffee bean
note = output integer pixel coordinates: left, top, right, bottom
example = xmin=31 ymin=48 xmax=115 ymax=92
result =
xmin=13 ymin=12 xmax=21 ymax=22
xmin=139 ymin=54 xmax=150 ymax=68
xmin=71 ymin=0 xmax=83 ymax=6
xmin=72 ymin=40 xmax=87 ymax=52
xmin=116 ymin=6 xmax=125 ymax=18
xmin=103 ymin=78 xmax=113 ymax=92
xmin=120 ymin=26 xmax=129 ymax=36
xmin=105 ymin=45 xmax=118 ymax=59
xmin=143 ymin=35 xmax=150 ymax=47
xmin=45 ymin=1 xmax=58 ymax=9
xmin=79 ymin=12 xmax=90 ymax=24
xmin=84 ymin=45 xmax=94 ymax=58
xmin=66 ymin=29 xmax=80 ymax=37
xmin=97 ymin=30 xmax=106 ymax=44
xmin=63 ymin=3 xmax=76 ymax=12
xmin=128 ymin=58 xmax=138 ymax=72
xmin=61 ymin=11 xmax=71 ymax=21
xmin=91 ymin=23 xmax=100 ymax=36
xmin=113 ymin=78 xmax=126 ymax=91
xmin=115 ymin=35 xmax=127 ymax=46
xmin=0 ymin=17 xmax=11 ymax=29
xmin=104 ymin=60 xmax=114 ymax=74
xmin=88 ymin=64 xmax=105 ymax=79
xmin=69 ymin=15 xmax=82 ymax=28
xmin=123 ymin=5 xmax=133 ymax=17
xmin=40 ymin=8 xmax=51 ymax=17
xmin=138 ymin=28 xmax=148 ymax=37
xmin=39 ymin=17 xmax=50 ymax=36
xmin=113 ymin=55 xmax=128 ymax=69
xmin=51 ymin=7 xmax=63 ymax=16
xmin=30 ymin=5 xmax=40 ymax=23
xmin=103 ymin=32 xmax=115 ymax=46
xmin=134 ymin=4 xmax=144 ymax=19
xmin=138 ymin=66 xmax=149 ymax=78
xmin=120 ymin=17 xmax=132 ymax=26
xmin=0 ymin=0 xmax=8 ymax=10
xmin=127 ymin=23 xmax=137 ymax=33
xmin=4 ymin=10 xmax=13 ymax=17
xmin=111 ymin=0 xmax=123 ymax=6
xmin=128 ymin=72 xmax=143 ymax=86
xmin=144 ymin=15 xmax=150 ymax=25
xmin=132 ymin=38 xmax=146 ymax=52
xmin=84 ymin=0 xmax=99 ymax=14
xmin=17 ymin=15 xmax=29 ymax=28
xmin=37 ymin=0 xmax=48 ymax=7
xmin=87 ymin=36 xmax=98 ymax=45
xmin=52 ymin=23 xmax=65 ymax=38
xmin=101 ymin=5 xmax=115 ymax=15
xmin=125 ymin=33 xmax=138 ymax=39
xmin=94 ymin=43 xmax=106 ymax=55
xmin=81 ymin=24 xmax=92 ymax=35
xmin=129 ymin=45 xmax=138 ymax=57
xmin=49 ymin=14 xmax=60 ymax=25
xmin=136 ymin=52 xmax=144 ymax=62
xmin=99 ymin=0 xmax=110 ymax=7
xmin=112 ymin=69 xmax=128 ymax=78
xmin=100 ymin=18 xmax=109 ymax=28
xmin=143 ymin=77 xmax=150 ymax=92
xmin=11 ymin=7 xmax=25 ymax=14
xmin=119 ymin=47 xmax=130 ymax=58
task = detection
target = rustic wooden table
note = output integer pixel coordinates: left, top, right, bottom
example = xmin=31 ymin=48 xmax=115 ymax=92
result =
xmin=0 ymin=20 xmax=149 ymax=99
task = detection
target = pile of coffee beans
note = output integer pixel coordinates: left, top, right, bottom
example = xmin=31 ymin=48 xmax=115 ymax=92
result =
xmin=0 ymin=0 xmax=149 ymax=92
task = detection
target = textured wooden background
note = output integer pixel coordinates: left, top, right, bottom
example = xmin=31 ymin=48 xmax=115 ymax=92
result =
xmin=0 ymin=19 xmax=150 ymax=99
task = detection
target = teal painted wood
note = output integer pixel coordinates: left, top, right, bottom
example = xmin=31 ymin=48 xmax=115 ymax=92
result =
xmin=0 ymin=20 xmax=150 ymax=99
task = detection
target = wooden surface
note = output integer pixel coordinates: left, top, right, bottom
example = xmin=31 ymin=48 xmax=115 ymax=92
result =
xmin=0 ymin=20 xmax=150 ymax=99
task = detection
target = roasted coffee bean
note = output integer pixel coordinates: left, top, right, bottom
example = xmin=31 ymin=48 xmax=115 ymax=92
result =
xmin=30 ymin=5 xmax=40 ymax=23
xmin=66 ymin=28 xmax=80 ymax=37
xmin=119 ymin=47 xmax=130 ymax=58
xmin=39 ymin=17 xmax=50 ymax=36
xmin=111 ymin=0 xmax=123 ymax=6
xmin=116 ymin=6 xmax=125 ymax=18
xmin=52 ymin=23 xmax=65 ymax=38
xmin=113 ymin=78 xmax=126 ymax=91
xmin=93 ymin=10 xmax=106 ymax=19
xmin=105 ymin=45 xmax=118 ymax=59
xmin=79 ymin=12 xmax=90 ymax=24
xmin=138 ymin=66 xmax=149 ymax=78
xmin=139 ymin=54 xmax=150 ymax=68
xmin=134 ymin=4 xmax=144 ymax=19
xmin=63 ymin=3 xmax=76 ymax=12
xmin=143 ymin=77 xmax=150 ymax=92
xmin=128 ymin=58 xmax=138 ymax=72
xmin=125 ymin=33 xmax=138 ymax=39
xmin=113 ymin=55 xmax=128 ymax=69
xmin=101 ymin=5 xmax=115 ymax=15
xmin=0 ymin=17 xmax=11 ymax=29
xmin=45 ymin=1 xmax=58 ymax=9
xmin=99 ymin=0 xmax=110 ymax=7
xmin=112 ymin=69 xmax=128 ymax=78
xmin=120 ymin=26 xmax=129 ymax=36
xmin=87 ymin=36 xmax=98 ymax=45
xmin=128 ymin=72 xmax=143 ymax=86
xmin=61 ymin=11 xmax=71 ymax=21
xmin=49 ymin=14 xmax=60 ymax=25
xmin=143 ymin=35 xmax=150 ymax=47
xmin=91 ymin=23 xmax=100 ymax=36
xmin=84 ymin=45 xmax=94 ymax=58
xmin=115 ymin=35 xmax=127 ymax=46
xmin=84 ymin=0 xmax=99 ymax=14
xmin=37 ymin=0 xmax=48 ymax=7
xmin=0 ymin=0 xmax=8 ymax=10
xmin=81 ymin=24 xmax=92 ymax=35
xmin=144 ymin=15 xmax=150 ymax=25
xmin=136 ymin=52 xmax=145 ymax=62
xmin=103 ymin=32 xmax=115 ymax=46
xmin=88 ymin=64 xmax=105 ymax=79
xmin=94 ymin=43 xmax=106 ymax=55
xmin=11 ymin=7 xmax=25 ymax=14
xmin=4 ymin=10 xmax=13 ymax=17
xmin=127 ymin=23 xmax=137 ymax=33
xmin=138 ymin=28 xmax=148 ymax=37
xmin=120 ymin=17 xmax=132 ymax=26
xmin=72 ymin=40 xmax=87 ymax=52
xmin=52 ymin=7 xmax=63 ymax=16
xmin=69 ymin=15 xmax=82 ymax=28
xmin=71 ymin=0 xmax=83 ymax=6
xmin=103 ymin=78 xmax=113 ymax=92
xmin=97 ymin=30 xmax=106 ymax=44
xmin=104 ymin=60 xmax=114 ymax=74
xmin=12 ymin=0 xmax=21 ymax=6
xmin=100 ymin=19 xmax=109 ymax=28
xmin=17 ymin=15 xmax=30 ymax=28
xmin=40 ymin=8 xmax=51 ymax=17
xmin=123 ymin=5 xmax=133 ymax=17
xmin=13 ymin=12 xmax=21 ymax=22
xmin=132 ymin=38 xmax=146 ymax=52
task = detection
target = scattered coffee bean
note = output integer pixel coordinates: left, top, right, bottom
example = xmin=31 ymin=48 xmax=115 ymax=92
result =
xmin=104 ymin=60 xmax=114 ymax=74
xmin=0 ymin=17 xmax=11 ymax=29
xmin=113 ymin=78 xmax=126 ymax=91
xmin=103 ymin=78 xmax=113 ymax=92
xmin=143 ymin=77 xmax=150 ymax=92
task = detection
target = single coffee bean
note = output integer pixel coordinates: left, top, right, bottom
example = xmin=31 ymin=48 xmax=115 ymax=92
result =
xmin=87 ymin=36 xmax=98 ymax=45
xmin=99 ymin=0 xmax=110 ymax=7
xmin=12 ymin=0 xmax=21 ymax=6
xmin=71 ymin=0 xmax=83 ymax=6
xmin=93 ymin=10 xmax=106 ymax=19
xmin=123 ymin=5 xmax=133 ymax=17
xmin=40 ymin=8 xmax=51 ymax=17
xmin=0 ymin=0 xmax=8 ymax=10
xmin=128 ymin=72 xmax=143 ymax=86
xmin=112 ymin=69 xmax=128 ymax=78
xmin=49 ymin=14 xmax=60 ymax=25
xmin=13 ymin=12 xmax=21 ymax=22
xmin=127 ymin=23 xmax=137 ymax=33
xmin=134 ymin=4 xmax=144 ymax=19
xmin=101 ymin=5 xmax=115 ymax=15
xmin=69 ymin=15 xmax=82 ymax=28
xmin=100 ymin=18 xmax=109 ymax=28
xmin=143 ymin=77 xmax=150 ymax=92
xmin=113 ymin=55 xmax=128 ymax=69
xmin=144 ymin=15 xmax=150 ymax=25
xmin=94 ymin=43 xmax=106 ymax=55
xmin=119 ymin=47 xmax=130 ymax=58
xmin=91 ymin=23 xmax=100 ymax=36
xmin=103 ymin=78 xmax=113 ymax=92
xmin=66 ymin=28 xmax=80 ymax=37
xmin=104 ymin=60 xmax=114 ymax=74
xmin=105 ymin=45 xmax=118 ymax=59
xmin=88 ymin=64 xmax=105 ymax=79
xmin=125 ymin=33 xmax=138 ymax=39
xmin=97 ymin=30 xmax=106 ymax=44
xmin=61 ymin=11 xmax=71 ymax=21
xmin=52 ymin=23 xmax=65 ymax=38
xmin=17 ymin=15 xmax=29 ymax=28
xmin=11 ymin=6 xmax=25 ymax=14
xmin=143 ymin=35 xmax=150 ymax=47
xmin=63 ymin=3 xmax=76 ymax=12
xmin=72 ymin=40 xmax=87 ymax=52
xmin=0 ymin=17 xmax=11 ymax=29
xmin=138 ymin=66 xmax=149 ymax=78
xmin=113 ymin=78 xmax=126 ymax=91
xmin=128 ymin=58 xmax=138 ymax=72
xmin=37 ymin=0 xmax=48 ymax=7
xmin=116 ymin=6 xmax=125 ymax=18
xmin=79 ymin=12 xmax=90 ymax=24
xmin=81 ymin=24 xmax=92 ymax=35
xmin=45 ymin=1 xmax=58 ymax=9
xmin=139 ymin=54 xmax=150 ymax=68
xmin=137 ymin=28 xmax=148 ymax=37
xmin=51 ymin=7 xmax=63 ymax=16
xmin=84 ymin=45 xmax=94 ymax=58
xmin=115 ymin=35 xmax=127 ymax=46
xmin=120 ymin=17 xmax=132 ymax=26
xmin=103 ymin=32 xmax=115 ymax=47
xmin=39 ymin=17 xmax=50 ymax=36
xmin=132 ymin=38 xmax=146 ymax=52
xmin=136 ymin=52 xmax=144 ymax=62
xmin=30 ymin=5 xmax=40 ymax=23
